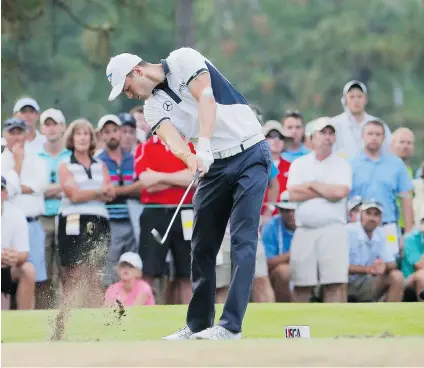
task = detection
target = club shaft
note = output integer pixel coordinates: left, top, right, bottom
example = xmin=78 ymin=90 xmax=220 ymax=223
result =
xmin=161 ymin=175 xmax=197 ymax=243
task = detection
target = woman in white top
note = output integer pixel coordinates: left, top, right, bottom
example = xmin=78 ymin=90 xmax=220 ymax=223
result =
xmin=53 ymin=119 xmax=115 ymax=339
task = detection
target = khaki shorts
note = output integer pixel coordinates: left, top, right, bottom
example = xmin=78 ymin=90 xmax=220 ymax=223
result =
xmin=348 ymin=275 xmax=392 ymax=302
xmin=290 ymin=223 xmax=349 ymax=287
xmin=39 ymin=215 xmax=59 ymax=280
xmin=216 ymin=230 xmax=268 ymax=289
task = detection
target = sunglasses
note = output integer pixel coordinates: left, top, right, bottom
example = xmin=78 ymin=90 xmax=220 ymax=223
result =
xmin=50 ymin=171 xmax=57 ymax=184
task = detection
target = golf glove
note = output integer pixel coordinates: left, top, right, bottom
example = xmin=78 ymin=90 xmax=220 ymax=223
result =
xmin=196 ymin=137 xmax=214 ymax=174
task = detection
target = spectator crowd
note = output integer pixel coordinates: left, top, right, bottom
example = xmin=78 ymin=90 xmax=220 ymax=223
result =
xmin=1 ymin=79 xmax=424 ymax=315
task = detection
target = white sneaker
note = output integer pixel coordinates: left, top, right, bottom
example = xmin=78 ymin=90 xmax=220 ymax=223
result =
xmin=190 ymin=325 xmax=242 ymax=340
xmin=163 ymin=326 xmax=194 ymax=340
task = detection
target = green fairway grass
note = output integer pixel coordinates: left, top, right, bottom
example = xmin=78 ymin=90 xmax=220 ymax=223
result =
xmin=2 ymin=303 xmax=423 ymax=343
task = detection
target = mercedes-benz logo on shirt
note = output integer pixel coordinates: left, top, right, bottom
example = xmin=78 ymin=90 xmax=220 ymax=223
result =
xmin=163 ymin=101 xmax=173 ymax=111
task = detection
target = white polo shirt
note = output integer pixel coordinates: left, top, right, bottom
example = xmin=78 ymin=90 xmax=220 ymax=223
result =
xmin=144 ymin=47 xmax=263 ymax=153
xmin=287 ymin=152 xmax=352 ymax=228
xmin=2 ymin=146 xmax=48 ymax=217
xmin=331 ymin=111 xmax=392 ymax=160
xmin=1 ymin=201 xmax=30 ymax=252
xmin=25 ymin=130 xmax=46 ymax=154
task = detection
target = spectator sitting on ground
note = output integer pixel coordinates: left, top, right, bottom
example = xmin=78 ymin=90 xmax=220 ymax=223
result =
xmin=402 ymin=207 xmax=424 ymax=301
xmin=262 ymin=191 xmax=296 ymax=302
xmin=413 ymin=162 xmax=424 ymax=226
xmin=281 ymin=110 xmax=310 ymax=163
xmin=104 ymin=252 xmax=155 ymax=307
xmin=1 ymin=176 xmax=35 ymax=310
xmin=391 ymin=127 xmax=415 ymax=234
xmin=349 ymin=119 xmax=414 ymax=259
xmin=118 ymin=113 xmax=138 ymax=154
xmin=38 ymin=108 xmax=72 ymax=309
xmin=261 ymin=120 xmax=290 ymax=219
xmin=13 ymin=97 xmax=46 ymax=153
xmin=348 ymin=200 xmax=404 ymax=302
xmin=332 ymin=80 xmax=391 ymax=160
xmin=347 ymin=196 xmax=362 ymax=223
xmin=287 ymin=117 xmax=352 ymax=303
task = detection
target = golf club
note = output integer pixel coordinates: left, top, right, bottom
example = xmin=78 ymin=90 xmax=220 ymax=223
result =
xmin=151 ymin=170 xmax=200 ymax=245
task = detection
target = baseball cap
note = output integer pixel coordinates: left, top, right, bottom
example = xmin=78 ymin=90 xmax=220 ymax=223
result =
xmin=13 ymin=97 xmax=40 ymax=114
xmin=118 ymin=252 xmax=143 ymax=270
xmin=360 ymin=199 xmax=383 ymax=213
xmin=1 ymin=176 xmax=7 ymax=189
xmin=304 ymin=120 xmax=316 ymax=138
xmin=97 ymin=114 xmax=122 ymax=131
xmin=106 ymin=53 xmax=142 ymax=101
xmin=312 ymin=116 xmax=336 ymax=134
xmin=276 ymin=191 xmax=297 ymax=210
xmin=118 ymin=113 xmax=136 ymax=128
xmin=40 ymin=108 xmax=66 ymax=125
xmin=347 ymin=196 xmax=362 ymax=212
xmin=3 ymin=117 xmax=27 ymax=132
xmin=343 ymin=80 xmax=367 ymax=95
xmin=262 ymin=120 xmax=286 ymax=138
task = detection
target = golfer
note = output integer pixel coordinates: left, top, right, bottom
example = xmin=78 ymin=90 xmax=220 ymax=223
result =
xmin=106 ymin=47 xmax=271 ymax=340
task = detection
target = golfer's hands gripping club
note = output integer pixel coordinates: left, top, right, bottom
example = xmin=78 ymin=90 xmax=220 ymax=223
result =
xmin=186 ymin=137 xmax=214 ymax=177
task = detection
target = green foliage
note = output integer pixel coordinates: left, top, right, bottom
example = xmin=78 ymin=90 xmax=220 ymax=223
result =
xmin=1 ymin=0 xmax=423 ymax=165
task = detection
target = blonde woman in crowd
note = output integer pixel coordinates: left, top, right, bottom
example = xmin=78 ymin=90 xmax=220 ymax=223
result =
xmin=52 ymin=119 xmax=114 ymax=339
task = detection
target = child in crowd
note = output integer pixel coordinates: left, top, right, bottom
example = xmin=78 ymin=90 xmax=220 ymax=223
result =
xmin=104 ymin=252 xmax=155 ymax=307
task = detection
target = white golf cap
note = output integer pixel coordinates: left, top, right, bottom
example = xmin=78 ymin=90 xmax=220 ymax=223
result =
xmin=347 ymin=196 xmax=362 ymax=212
xmin=97 ymin=114 xmax=122 ymax=131
xmin=304 ymin=120 xmax=316 ymax=138
xmin=312 ymin=116 xmax=336 ymax=134
xmin=13 ymin=97 xmax=40 ymax=113
xmin=40 ymin=108 xmax=66 ymax=125
xmin=343 ymin=80 xmax=367 ymax=95
xmin=106 ymin=53 xmax=142 ymax=101
xmin=276 ymin=191 xmax=297 ymax=210
xmin=119 ymin=252 xmax=143 ymax=270
xmin=360 ymin=199 xmax=383 ymax=213
xmin=262 ymin=120 xmax=286 ymax=138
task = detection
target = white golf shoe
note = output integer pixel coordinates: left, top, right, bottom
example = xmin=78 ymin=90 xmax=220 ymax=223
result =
xmin=190 ymin=325 xmax=242 ymax=340
xmin=162 ymin=326 xmax=194 ymax=340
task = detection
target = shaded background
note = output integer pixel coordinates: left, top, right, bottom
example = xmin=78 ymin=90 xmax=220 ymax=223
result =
xmin=2 ymin=0 xmax=423 ymax=166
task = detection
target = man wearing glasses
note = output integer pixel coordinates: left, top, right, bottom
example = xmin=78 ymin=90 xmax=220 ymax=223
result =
xmin=281 ymin=110 xmax=310 ymax=163
xmin=38 ymin=108 xmax=72 ymax=309
xmin=347 ymin=200 xmax=404 ymax=302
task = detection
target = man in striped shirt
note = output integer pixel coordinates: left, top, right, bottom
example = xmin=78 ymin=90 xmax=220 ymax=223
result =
xmin=96 ymin=114 xmax=143 ymax=286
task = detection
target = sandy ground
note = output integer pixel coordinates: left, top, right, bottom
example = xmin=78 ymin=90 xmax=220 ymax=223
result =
xmin=1 ymin=338 xmax=422 ymax=367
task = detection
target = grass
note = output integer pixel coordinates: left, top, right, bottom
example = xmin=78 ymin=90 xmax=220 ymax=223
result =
xmin=2 ymin=303 xmax=424 ymax=343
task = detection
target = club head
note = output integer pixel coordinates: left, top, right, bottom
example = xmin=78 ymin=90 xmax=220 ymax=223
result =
xmin=151 ymin=228 xmax=164 ymax=244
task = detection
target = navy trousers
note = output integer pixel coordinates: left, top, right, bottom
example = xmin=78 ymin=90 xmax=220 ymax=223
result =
xmin=186 ymin=140 xmax=271 ymax=333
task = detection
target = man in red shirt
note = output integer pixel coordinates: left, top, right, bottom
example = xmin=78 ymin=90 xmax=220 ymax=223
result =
xmin=134 ymin=135 xmax=196 ymax=304
xmin=261 ymin=120 xmax=291 ymax=218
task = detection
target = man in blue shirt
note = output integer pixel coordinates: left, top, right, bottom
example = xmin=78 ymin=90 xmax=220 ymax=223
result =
xmin=281 ymin=111 xmax=310 ymax=162
xmin=262 ymin=191 xmax=296 ymax=302
xmin=350 ymin=119 xmax=414 ymax=258
xmin=96 ymin=114 xmax=143 ymax=286
xmin=348 ymin=200 xmax=404 ymax=302
xmin=38 ymin=108 xmax=72 ymax=309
